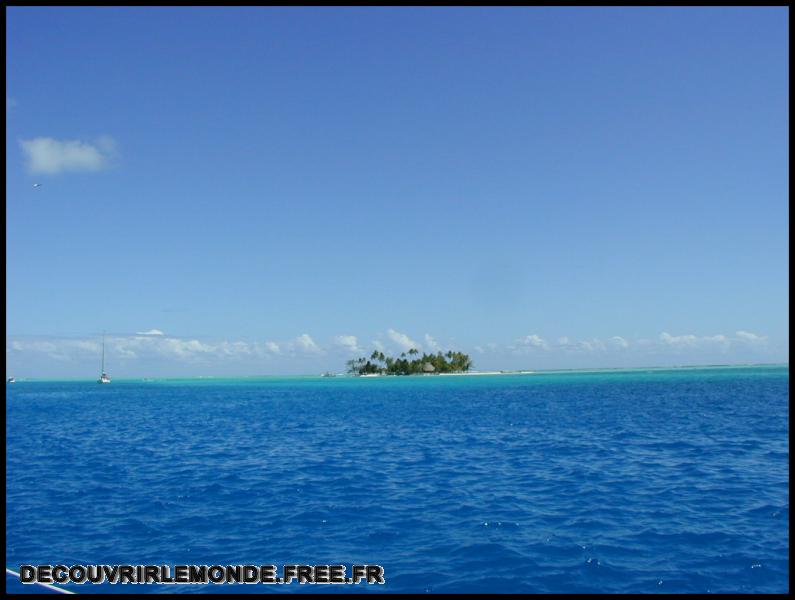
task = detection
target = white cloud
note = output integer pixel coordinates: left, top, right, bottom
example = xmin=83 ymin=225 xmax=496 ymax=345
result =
xmin=8 ymin=328 xmax=774 ymax=374
xmin=216 ymin=341 xmax=252 ymax=357
xmin=519 ymin=334 xmax=548 ymax=350
xmin=576 ymin=338 xmax=607 ymax=352
xmin=387 ymin=329 xmax=418 ymax=352
xmin=736 ymin=330 xmax=768 ymax=345
xmin=660 ymin=332 xmax=699 ymax=346
xmin=254 ymin=334 xmax=325 ymax=357
xmin=8 ymin=337 xmax=101 ymax=362
xmin=424 ymin=334 xmax=439 ymax=352
xmin=334 ymin=335 xmax=361 ymax=354
xmin=8 ymin=340 xmax=60 ymax=357
xmin=293 ymin=333 xmax=322 ymax=354
xmin=555 ymin=336 xmax=620 ymax=352
xmin=144 ymin=337 xmax=213 ymax=360
xmin=20 ymin=135 xmax=117 ymax=174
xmin=659 ymin=332 xmax=730 ymax=349
xmin=609 ymin=336 xmax=629 ymax=349
xmin=3 ymin=331 xmax=359 ymax=371
xmin=8 ymin=335 xmax=256 ymax=364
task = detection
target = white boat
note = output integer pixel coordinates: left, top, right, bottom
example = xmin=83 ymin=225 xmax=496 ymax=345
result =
xmin=6 ymin=377 xmax=15 ymax=384
xmin=98 ymin=333 xmax=111 ymax=384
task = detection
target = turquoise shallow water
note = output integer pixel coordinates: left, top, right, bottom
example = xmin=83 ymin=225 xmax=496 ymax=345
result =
xmin=6 ymin=365 xmax=789 ymax=593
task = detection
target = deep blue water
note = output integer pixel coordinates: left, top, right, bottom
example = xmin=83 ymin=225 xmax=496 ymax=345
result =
xmin=6 ymin=366 xmax=789 ymax=594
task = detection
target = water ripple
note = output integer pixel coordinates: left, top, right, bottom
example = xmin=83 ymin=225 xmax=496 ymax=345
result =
xmin=6 ymin=366 xmax=789 ymax=593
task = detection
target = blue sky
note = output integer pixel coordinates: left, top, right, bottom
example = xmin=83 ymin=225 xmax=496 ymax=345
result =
xmin=6 ymin=7 xmax=789 ymax=377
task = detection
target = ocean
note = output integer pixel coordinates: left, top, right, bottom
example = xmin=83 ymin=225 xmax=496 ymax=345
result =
xmin=5 ymin=365 xmax=789 ymax=593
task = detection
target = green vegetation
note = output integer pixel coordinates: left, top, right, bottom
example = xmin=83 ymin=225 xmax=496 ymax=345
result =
xmin=346 ymin=349 xmax=473 ymax=376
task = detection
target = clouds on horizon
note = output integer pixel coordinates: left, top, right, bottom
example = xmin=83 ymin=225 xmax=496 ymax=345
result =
xmin=19 ymin=135 xmax=117 ymax=174
xmin=517 ymin=334 xmax=549 ymax=351
xmin=736 ymin=330 xmax=769 ymax=345
xmin=5 ymin=328 xmax=780 ymax=375
xmin=293 ymin=333 xmax=322 ymax=354
xmin=424 ymin=334 xmax=440 ymax=352
xmin=333 ymin=335 xmax=361 ymax=354
xmin=508 ymin=330 xmax=773 ymax=356
xmin=7 ymin=331 xmax=325 ymax=365
xmin=659 ymin=332 xmax=729 ymax=348
xmin=386 ymin=329 xmax=418 ymax=352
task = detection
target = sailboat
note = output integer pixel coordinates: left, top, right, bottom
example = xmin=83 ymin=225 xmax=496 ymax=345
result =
xmin=98 ymin=333 xmax=111 ymax=384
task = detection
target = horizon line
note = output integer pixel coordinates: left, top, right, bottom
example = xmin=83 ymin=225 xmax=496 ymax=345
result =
xmin=6 ymin=362 xmax=788 ymax=383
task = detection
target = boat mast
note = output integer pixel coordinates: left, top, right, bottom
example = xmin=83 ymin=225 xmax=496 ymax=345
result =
xmin=101 ymin=332 xmax=105 ymax=374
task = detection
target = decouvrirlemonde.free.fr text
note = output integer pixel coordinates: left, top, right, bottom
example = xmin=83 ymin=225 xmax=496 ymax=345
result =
xmin=18 ymin=564 xmax=385 ymax=585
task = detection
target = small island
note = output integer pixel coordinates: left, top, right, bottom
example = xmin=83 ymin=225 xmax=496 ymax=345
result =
xmin=346 ymin=349 xmax=473 ymax=376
